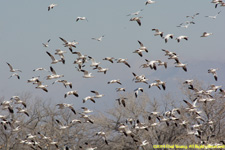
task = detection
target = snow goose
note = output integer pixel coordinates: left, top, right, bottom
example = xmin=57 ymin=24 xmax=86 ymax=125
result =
xmin=95 ymin=66 xmax=109 ymax=74
xmin=135 ymin=119 xmax=148 ymax=131
xmin=46 ymin=66 xmax=64 ymax=80
xmin=53 ymin=80 xmax=72 ymax=89
xmin=183 ymin=99 xmax=198 ymax=109
xmin=213 ymin=0 xmax=223 ymax=8
xmin=12 ymin=126 xmax=21 ymax=132
xmin=179 ymin=120 xmax=188 ymax=128
xmin=91 ymin=90 xmax=104 ymax=98
xmin=186 ymin=13 xmax=200 ymax=19
xmin=150 ymin=111 xmax=160 ymax=116
xmin=55 ymin=49 xmax=67 ymax=57
xmin=70 ymin=51 xmax=87 ymax=60
xmin=135 ymin=78 xmax=149 ymax=84
xmin=58 ymin=124 xmax=70 ymax=130
xmin=11 ymin=97 xmax=26 ymax=108
xmin=152 ymin=28 xmax=163 ymax=37
xmin=74 ymin=59 xmax=86 ymax=70
xmin=137 ymin=40 xmax=148 ymax=52
xmin=42 ymin=39 xmax=50 ymax=47
xmin=76 ymin=16 xmax=88 ymax=22
xmin=156 ymin=116 xmax=169 ymax=126
xmin=103 ymin=57 xmax=114 ymax=63
xmin=133 ymin=49 xmax=146 ymax=57
xmin=70 ymin=119 xmax=82 ymax=124
xmin=140 ymin=63 xmax=150 ymax=68
xmin=37 ymin=132 xmax=51 ymax=141
xmin=8 ymin=73 xmax=20 ymax=79
xmin=200 ymin=32 xmax=213 ymax=37
xmin=145 ymin=59 xmax=158 ymax=70
xmin=134 ymin=88 xmax=144 ymax=98
xmin=168 ymin=54 xmax=180 ymax=63
xmin=16 ymin=107 xmax=29 ymax=117
xmin=175 ymin=36 xmax=188 ymax=43
xmin=0 ymin=115 xmax=6 ymax=120
xmin=48 ymin=4 xmax=57 ymax=11
xmin=126 ymin=118 xmax=133 ymax=125
xmin=175 ymin=61 xmax=187 ymax=72
xmin=162 ymin=49 xmax=177 ymax=57
xmin=116 ymin=87 xmax=126 ymax=92
xmin=208 ymin=68 xmax=218 ymax=81
xmin=92 ymin=35 xmax=105 ymax=41
xmin=163 ymin=34 xmax=173 ymax=43
xmin=33 ymin=67 xmax=49 ymax=72
xmin=96 ymin=132 xmax=108 ymax=145
xmin=127 ymin=9 xmax=144 ymax=16
xmin=183 ymin=79 xmax=193 ymax=85
xmin=56 ymin=103 xmax=76 ymax=114
xmin=177 ymin=22 xmax=191 ymax=28
xmin=35 ymin=80 xmax=48 ymax=92
xmin=64 ymin=90 xmax=79 ymax=98
xmin=26 ymin=133 xmax=36 ymax=139
xmin=139 ymin=140 xmax=149 ymax=147
xmin=211 ymin=0 xmax=222 ymax=4
xmin=1 ymin=104 xmax=14 ymax=114
xmin=150 ymin=122 xmax=160 ymax=127
xmin=205 ymin=11 xmax=221 ymax=19
xmin=149 ymin=82 xmax=161 ymax=90
xmin=6 ymin=62 xmax=22 ymax=72
xmin=183 ymin=79 xmax=194 ymax=89
xmin=49 ymin=140 xmax=59 ymax=148
xmin=219 ymin=88 xmax=225 ymax=97
xmin=157 ymin=60 xmax=167 ymax=69
xmin=59 ymin=37 xmax=78 ymax=51
xmin=134 ymin=40 xmax=148 ymax=57
xmin=79 ymin=113 xmax=94 ymax=124
xmin=116 ymin=97 xmax=127 ymax=107
xmin=132 ymin=72 xmax=146 ymax=81
xmin=58 ymin=124 xmax=71 ymax=130
xmin=46 ymin=51 xmax=64 ymax=64
xmin=81 ymin=69 xmax=94 ymax=78
xmin=121 ymin=125 xmax=135 ymax=138
xmin=1 ymin=100 xmax=12 ymax=108
xmin=145 ymin=0 xmax=156 ymax=5
xmin=108 ymin=79 xmax=122 ymax=85
xmin=118 ymin=123 xmax=126 ymax=132
xmin=83 ymin=96 xmax=95 ymax=103
xmin=88 ymin=56 xmax=100 ymax=67
xmin=27 ymin=76 xmax=39 ymax=83
xmin=209 ymin=84 xmax=222 ymax=92
xmin=116 ymin=58 xmax=131 ymax=68
xmin=81 ymin=107 xmax=93 ymax=114
xmin=155 ymin=79 xmax=166 ymax=90
xmin=132 ymin=73 xmax=148 ymax=84
xmin=130 ymin=16 xmax=143 ymax=26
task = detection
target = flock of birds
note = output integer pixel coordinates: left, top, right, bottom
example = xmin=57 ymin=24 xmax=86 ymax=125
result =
xmin=1 ymin=0 xmax=225 ymax=150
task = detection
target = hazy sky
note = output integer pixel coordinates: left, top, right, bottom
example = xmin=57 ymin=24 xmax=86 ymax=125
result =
xmin=1 ymin=0 xmax=225 ymax=112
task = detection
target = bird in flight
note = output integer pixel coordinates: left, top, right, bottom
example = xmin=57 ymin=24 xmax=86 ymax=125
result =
xmin=6 ymin=62 xmax=22 ymax=72
xmin=48 ymin=4 xmax=57 ymax=11
xmin=76 ymin=17 xmax=88 ymax=22
xmin=92 ymin=35 xmax=105 ymax=41
xmin=130 ymin=16 xmax=143 ymax=26
xmin=42 ymin=39 xmax=51 ymax=47
xmin=127 ymin=9 xmax=144 ymax=16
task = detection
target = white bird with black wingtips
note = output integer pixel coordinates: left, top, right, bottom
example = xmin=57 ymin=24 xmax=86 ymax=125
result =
xmin=48 ymin=4 xmax=57 ymax=11
xmin=64 ymin=91 xmax=79 ymax=98
xmin=208 ymin=68 xmax=218 ymax=81
xmin=134 ymin=88 xmax=144 ymax=98
xmin=6 ymin=62 xmax=22 ymax=72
